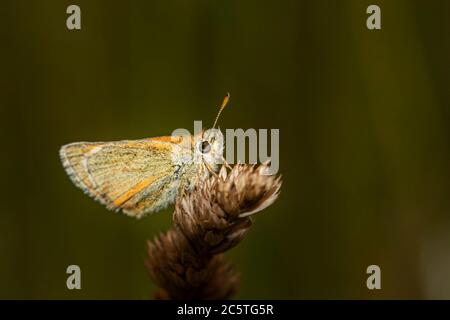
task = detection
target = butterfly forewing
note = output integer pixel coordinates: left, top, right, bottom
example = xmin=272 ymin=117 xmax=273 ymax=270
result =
xmin=60 ymin=138 xmax=187 ymax=217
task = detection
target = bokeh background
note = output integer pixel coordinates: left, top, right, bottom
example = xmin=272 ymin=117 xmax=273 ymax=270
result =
xmin=1 ymin=0 xmax=450 ymax=299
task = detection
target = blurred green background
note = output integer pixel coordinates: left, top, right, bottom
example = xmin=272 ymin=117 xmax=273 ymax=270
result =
xmin=1 ymin=0 xmax=450 ymax=299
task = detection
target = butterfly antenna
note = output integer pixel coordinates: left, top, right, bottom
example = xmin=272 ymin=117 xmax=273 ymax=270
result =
xmin=212 ymin=92 xmax=230 ymax=129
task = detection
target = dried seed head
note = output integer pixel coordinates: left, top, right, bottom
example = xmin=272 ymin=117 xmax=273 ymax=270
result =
xmin=146 ymin=163 xmax=282 ymax=299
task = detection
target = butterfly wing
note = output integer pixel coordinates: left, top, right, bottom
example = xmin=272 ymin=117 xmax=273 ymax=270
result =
xmin=60 ymin=137 xmax=188 ymax=218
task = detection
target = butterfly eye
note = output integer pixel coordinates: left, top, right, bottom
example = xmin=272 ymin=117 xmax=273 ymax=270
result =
xmin=199 ymin=141 xmax=211 ymax=154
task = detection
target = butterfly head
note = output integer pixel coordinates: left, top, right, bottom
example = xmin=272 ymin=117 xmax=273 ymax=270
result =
xmin=195 ymin=129 xmax=224 ymax=171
